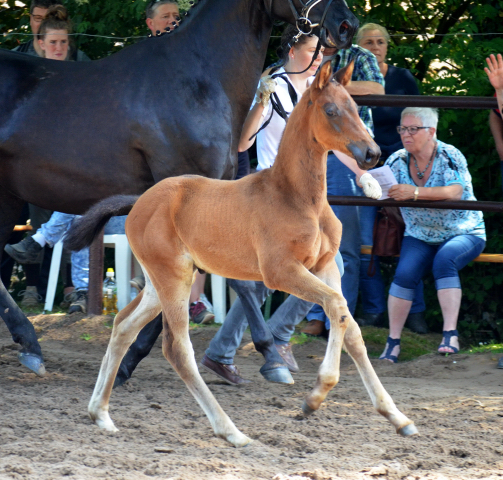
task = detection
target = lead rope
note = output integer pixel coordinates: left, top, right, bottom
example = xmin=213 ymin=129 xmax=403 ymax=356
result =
xmin=248 ymin=38 xmax=322 ymax=141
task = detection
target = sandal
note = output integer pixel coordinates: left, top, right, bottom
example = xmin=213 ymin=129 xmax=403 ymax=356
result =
xmin=379 ymin=336 xmax=401 ymax=363
xmin=438 ymin=329 xmax=459 ymax=355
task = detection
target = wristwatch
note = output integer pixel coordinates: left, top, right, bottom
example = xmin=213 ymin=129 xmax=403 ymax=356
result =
xmin=413 ymin=186 xmax=419 ymax=201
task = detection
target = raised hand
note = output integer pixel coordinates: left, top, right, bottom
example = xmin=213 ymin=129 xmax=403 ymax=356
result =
xmin=254 ymin=75 xmax=277 ymax=108
xmin=485 ymin=54 xmax=503 ymax=92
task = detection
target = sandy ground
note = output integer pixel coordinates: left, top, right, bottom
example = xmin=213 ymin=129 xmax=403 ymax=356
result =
xmin=1 ymin=313 xmax=503 ymax=480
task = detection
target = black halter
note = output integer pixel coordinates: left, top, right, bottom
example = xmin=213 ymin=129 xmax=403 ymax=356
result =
xmin=266 ymin=0 xmax=336 ymax=43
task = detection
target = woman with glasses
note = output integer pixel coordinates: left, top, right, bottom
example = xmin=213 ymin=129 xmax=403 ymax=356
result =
xmin=379 ymin=107 xmax=486 ymax=362
xmin=355 ymin=23 xmax=426 ymax=333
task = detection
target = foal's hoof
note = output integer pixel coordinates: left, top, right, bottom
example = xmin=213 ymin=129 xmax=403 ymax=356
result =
xmin=18 ymin=352 xmax=46 ymax=377
xmin=301 ymin=400 xmax=316 ymax=417
xmin=259 ymin=364 xmax=294 ymax=384
xmin=398 ymin=423 xmax=419 ymax=436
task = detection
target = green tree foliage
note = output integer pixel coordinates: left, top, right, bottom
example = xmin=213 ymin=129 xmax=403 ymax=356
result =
xmin=1 ymin=0 xmax=503 ymax=340
xmin=0 ymin=0 xmax=191 ymax=58
xmin=345 ymin=0 xmax=503 ymax=341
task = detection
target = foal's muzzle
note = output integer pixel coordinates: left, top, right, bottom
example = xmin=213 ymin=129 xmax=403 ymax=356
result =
xmin=347 ymin=141 xmax=381 ymax=170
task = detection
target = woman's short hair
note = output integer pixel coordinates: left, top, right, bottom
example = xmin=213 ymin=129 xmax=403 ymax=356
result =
xmin=37 ymin=4 xmax=72 ymax=39
xmin=356 ymin=23 xmax=390 ymax=45
xmin=146 ymin=0 xmax=179 ymax=19
xmin=401 ymin=107 xmax=439 ymax=137
xmin=276 ymin=25 xmax=316 ymax=65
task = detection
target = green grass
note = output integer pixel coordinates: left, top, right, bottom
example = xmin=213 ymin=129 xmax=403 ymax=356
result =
xmin=464 ymin=341 xmax=503 ymax=355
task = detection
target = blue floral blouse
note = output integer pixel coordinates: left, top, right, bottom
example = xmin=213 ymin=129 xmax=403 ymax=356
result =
xmin=385 ymin=140 xmax=486 ymax=244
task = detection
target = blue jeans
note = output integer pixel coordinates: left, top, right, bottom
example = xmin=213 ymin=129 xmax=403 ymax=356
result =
xmin=390 ymin=235 xmax=486 ymax=299
xmin=358 ymin=206 xmax=425 ymax=315
xmin=40 ymin=212 xmax=127 ymax=291
xmin=205 ymin=252 xmax=344 ymax=365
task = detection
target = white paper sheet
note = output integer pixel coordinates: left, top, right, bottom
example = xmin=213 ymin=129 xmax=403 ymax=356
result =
xmin=368 ymin=165 xmax=398 ymax=200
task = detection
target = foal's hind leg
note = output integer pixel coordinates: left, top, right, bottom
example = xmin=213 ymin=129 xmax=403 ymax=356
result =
xmin=88 ymin=281 xmax=162 ymax=432
xmin=158 ymin=282 xmax=251 ymax=447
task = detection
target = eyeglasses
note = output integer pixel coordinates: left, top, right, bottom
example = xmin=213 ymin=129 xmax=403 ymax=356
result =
xmin=397 ymin=126 xmax=431 ymax=135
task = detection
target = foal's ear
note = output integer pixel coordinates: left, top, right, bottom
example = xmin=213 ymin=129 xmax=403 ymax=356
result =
xmin=313 ymin=61 xmax=333 ymax=90
xmin=334 ymin=60 xmax=354 ymax=87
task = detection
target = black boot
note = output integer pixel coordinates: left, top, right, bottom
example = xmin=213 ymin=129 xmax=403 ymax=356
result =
xmin=405 ymin=311 xmax=429 ymax=334
xmin=355 ymin=312 xmax=385 ymax=328
xmin=113 ymin=313 xmax=163 ymax=388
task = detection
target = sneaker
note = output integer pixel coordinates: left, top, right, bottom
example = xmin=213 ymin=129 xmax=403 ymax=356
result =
xmin=68 ymin=290 xmax=88 ymax=314
xmin=199 ymin=293 xmax=214 ymax=314
xmin=18 ymin=286 xmax=42 ymax=308
xmin=189 ymin=301 xmax=214 ymax=324
xmin=130 ymin=275 xmax=145 ymax=293
xmin=4 ymin=236 xmax=43 ymax=264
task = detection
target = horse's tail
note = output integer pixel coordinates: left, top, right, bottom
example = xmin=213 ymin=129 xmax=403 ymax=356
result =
xmin=65 ymin=195 xmax=139 ymax=251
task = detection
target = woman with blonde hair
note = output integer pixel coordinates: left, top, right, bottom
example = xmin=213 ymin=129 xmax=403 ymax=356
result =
xmin=355 ymin=22 xmax=427 ymax=334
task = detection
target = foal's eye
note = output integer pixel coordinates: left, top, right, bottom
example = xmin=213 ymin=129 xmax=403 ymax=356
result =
xmin=324 ymin=103 xmax=338 ymax=117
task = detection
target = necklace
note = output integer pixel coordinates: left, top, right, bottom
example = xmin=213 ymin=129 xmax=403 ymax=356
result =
xmin=412 ymin=142 xmax=437 ymax=179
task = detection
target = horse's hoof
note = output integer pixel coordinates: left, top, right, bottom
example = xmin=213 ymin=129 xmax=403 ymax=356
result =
xmin=398 ymin=423 xmax=419 ymax=436
xmin=113 ymin=367 xmax=131 ymax=389
xmin=301 ymin=400 xmax=316 ymax=417
xmin=259 ymin=365 xmax=294 ymax=384
xmin=18 ymin=352 xmax=46 ymax=377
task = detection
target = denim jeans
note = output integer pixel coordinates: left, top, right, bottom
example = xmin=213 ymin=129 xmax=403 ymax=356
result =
xmin=390 ymin=234 xmax=486 ymax=300
xmin=306 ymin=153 xmax=362 ymax=328
xmin=205 ymin=251 xmax=344 ymax=365
xmin=40 ymin=212 xmax=127 ymax=291
xmin=358 ymin=206 xmax=425 ymax=315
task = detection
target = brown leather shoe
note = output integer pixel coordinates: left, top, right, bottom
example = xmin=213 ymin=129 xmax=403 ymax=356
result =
xmin=200 ymin=354 xmax=251 ymax=385
xmin=301 ymin=319 xmax=325 ymax=337
xmin=275 ymin=343 xmax=299 ymax=373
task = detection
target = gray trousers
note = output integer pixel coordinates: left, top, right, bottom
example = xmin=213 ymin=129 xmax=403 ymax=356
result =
xmin=205 ymin=251 xmax=344 ymax=365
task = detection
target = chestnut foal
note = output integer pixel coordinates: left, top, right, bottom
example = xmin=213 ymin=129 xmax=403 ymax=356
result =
xmin=67 ymin=61 xmax=418 ymax=447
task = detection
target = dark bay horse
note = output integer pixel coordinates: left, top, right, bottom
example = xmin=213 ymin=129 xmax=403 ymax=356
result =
xmin=0 ymin=0 xmax=359 ymax=376
xmin=65 ymin=61 xmax=417 ymax=446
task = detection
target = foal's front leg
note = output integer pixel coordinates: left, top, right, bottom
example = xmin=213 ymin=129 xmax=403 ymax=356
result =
xmin=88 ymin=283 xmax=162 ymax=432
xmin=267 ymin=260 xmax=417 ymax=436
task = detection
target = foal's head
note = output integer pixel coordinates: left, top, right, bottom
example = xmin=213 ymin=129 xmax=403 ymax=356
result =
xmin=304 ymin=61 xmax=380 ymax=169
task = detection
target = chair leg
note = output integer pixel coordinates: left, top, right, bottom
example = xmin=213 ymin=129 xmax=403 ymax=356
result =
xmin=43 ymin=239 xmax=63 ymax=312
xmin=114 ymin=236 xmax=131 ymax=311
xmin=211 ymin=274 xmax=226 ymax=324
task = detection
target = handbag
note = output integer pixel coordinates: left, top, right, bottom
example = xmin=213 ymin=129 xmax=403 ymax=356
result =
xmin=367 ymin=206 xmax=405 ymax=277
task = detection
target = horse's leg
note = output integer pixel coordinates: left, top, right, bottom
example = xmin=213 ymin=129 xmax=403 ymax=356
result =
xmin=0 ymin=191 xmax=45 ymax=376
xmin=88 ymin=282 xmax=162 ymax=432
xmin=158 ymin=277 xmax=251 ymax=447
xmin=227 ymin=279 xmax=293 ymax=384
xmin=114 ymin=312 xmax=163 ymax=388
xmin=265 ymin=259 xmax=417 ymax=436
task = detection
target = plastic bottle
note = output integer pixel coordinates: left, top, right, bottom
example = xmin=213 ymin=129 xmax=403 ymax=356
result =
xmin=102 ymin=268 xmax=118 ymax=315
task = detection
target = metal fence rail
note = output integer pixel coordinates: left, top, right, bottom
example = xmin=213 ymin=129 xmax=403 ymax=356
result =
xmin=327 ymin=197 xmax=503 ymax=212
xmin=353 ymin=95 xmax=498 ymax=109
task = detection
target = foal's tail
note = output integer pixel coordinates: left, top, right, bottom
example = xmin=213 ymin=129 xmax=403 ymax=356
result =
xmin=65 ymin=195 xmax=139 ymax=251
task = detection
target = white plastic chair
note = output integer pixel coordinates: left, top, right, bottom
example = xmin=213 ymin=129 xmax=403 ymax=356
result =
xmin=44 ymin=237 xmax=229 ymax=320
xmin=43 ymin=234 xmax=140 ymax=313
